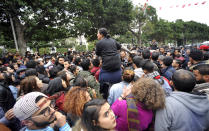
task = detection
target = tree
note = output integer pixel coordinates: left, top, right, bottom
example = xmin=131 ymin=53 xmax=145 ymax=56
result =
xmin=129 ymin=5 xmax=157 ymax=47
xmin=1 ymin=0 xmax=134 ymax=55
xmin=1 ymin=0 xmax=74 ymax=55
xmin=70 ymin=0 xmax=133 ymax=40
xmin=0 ymin=21 xmax=14 ymax=48
xmin=151 ymin=19 xmax=173 ymax=44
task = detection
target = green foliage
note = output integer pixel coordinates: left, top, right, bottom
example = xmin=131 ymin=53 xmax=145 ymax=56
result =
xmin=116 ymin=31 xmax=134 ymax=44
xmin=75 ymin=45 xmax=86 ymax=51
xmin=129 ymin=5 xmax=157 ymax=46
xmin=151 ymin=19 xmax=173 ymax=43
xmin=1 ymin=0 xmax=74 ymax=55
xmin=39 ymin=48 xmax=50 ymax=55
xmin=88 ymin=41 xmax=97 ymax=51
xmin=57 ymin=48 xmax=68 ymax=54
xmin=142 ymin=18 xmax=209 ymax=45
xmin=65 ymin=38 xmax=77 ymax=48
xmin=0 ymin=22 xmax=15 ymax=48
xmin=71 ymin=0 xmax=133 ymax=40
xmin=7 ymin=48 xmax=17 ymax=53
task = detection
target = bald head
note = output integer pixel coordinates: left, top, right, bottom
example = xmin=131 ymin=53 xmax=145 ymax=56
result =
xmin=172 ymin=69 xmax=196 ymax=92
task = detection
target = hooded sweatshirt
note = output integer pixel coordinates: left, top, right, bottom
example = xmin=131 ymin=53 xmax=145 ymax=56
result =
xmin=155 ymin=91 xmax=209 ymax=131
xmin=193 ymin=83 xmax=209 ymax=98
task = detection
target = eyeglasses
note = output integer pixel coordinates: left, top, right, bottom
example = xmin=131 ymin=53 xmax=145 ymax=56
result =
xmin=37 ymin=100 xmax=56 ymax=117
xmin=31 ymin=96 xmax=58 ymax=119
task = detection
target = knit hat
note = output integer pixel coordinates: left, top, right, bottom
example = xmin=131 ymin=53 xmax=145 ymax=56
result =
xmin=13 ymin=92 xmax=47 ymax=121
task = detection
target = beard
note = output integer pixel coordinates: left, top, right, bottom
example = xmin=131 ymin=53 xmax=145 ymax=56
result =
xmin=32 ymin=112 xmax=57 ymax=128
xmin=196 ymin=79 xmax=205 ymax=84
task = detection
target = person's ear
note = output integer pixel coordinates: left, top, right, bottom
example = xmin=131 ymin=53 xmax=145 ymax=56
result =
xmin=133 ymin=63 xmax=136 ymax=68
xmin=170 ymin=80 xmax=174 ymax=86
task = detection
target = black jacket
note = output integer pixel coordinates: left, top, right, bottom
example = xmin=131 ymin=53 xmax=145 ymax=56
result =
xmin=96 ymin=38 xmax=121 ymax=71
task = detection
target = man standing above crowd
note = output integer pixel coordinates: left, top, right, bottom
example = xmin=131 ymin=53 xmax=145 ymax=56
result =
xmin=155 ymin=70 xmax=209 ymax=131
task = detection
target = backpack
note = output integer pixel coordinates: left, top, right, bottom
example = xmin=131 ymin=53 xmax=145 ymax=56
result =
xmin=154 ymin=76 xmax=173 ymax=96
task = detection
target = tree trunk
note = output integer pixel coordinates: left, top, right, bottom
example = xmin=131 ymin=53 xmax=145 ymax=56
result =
xmin=14 ymin=18 xmax=27 ymax=56
xmin=137 ymin=28 xmax=142 ymax=47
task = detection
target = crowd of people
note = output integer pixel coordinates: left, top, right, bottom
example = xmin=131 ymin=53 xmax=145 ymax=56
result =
xmin=0 ymin=28 xmax=209 ymax=131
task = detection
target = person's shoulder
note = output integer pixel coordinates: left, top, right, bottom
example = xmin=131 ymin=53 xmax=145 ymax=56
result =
xmin=112 ymin=99 xmax=127 ymax=108
xmin=111 ymin=82 xmax=124 ymax=89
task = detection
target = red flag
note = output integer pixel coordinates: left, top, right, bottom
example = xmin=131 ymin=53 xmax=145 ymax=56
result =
xmin=194 ymin=2 xmax=199 ymax=5
xmin=188 ymin=3 xmax=191 ymax=6
xmin=202 ymin=1 xmax=206 ymax=4
xmin=182 ymin=4 xmax=186 ymax=8
xmin=143 ymin=3 xmax=147 ymax=10
xmin=143 ymin=3 xmax=147 ymax=8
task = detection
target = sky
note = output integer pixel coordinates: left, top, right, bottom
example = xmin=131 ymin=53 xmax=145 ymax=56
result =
xmin=132 ymin=0 xmax=209 ymax=26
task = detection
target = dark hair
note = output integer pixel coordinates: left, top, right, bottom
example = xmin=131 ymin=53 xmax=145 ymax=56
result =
xmin=174 ymin=47 xmax=180 ymax=52
xmin=49 ymin=67 xmax=59 ymax=79
xmin=142 ymin=60 xmax=154 ymax=73
xmin=189 ymin=49 xmax=203 ymax=61
xmin=58 ymin=55 xmax=65 ymax=60
xmin=151 ymin=52 xmax=159 ymax=61
xmin=74 ymin=57 xmax=81 ymax=66
xmin=163 ymin=56 xmax=173 ymax=66
xmin=68 ymin=55 xmax=74 ymax=62
xmin=57 ymin=70 xmax=70 ymax=87
xmin=36 ymin=65 xmax=47 ymax=75
xmin=172 ymin=69 xmax=196 ymax=92
xmin=123 ymin=70 xmax=135 ymax=83
xmin=81 ymin=99 xmax=107 ymax=131
xmin=64 ymin=60 xmax=71 ymax=65
xmin=19 ymin=76 xmax=41 ymax=96
xmin=45 ymin=77 xmax=68 ymax=96
xmin=73 ymin=76 xmax=87 ymax=87
xmin=80 ymin=59 xmax=91 ymax=71
xmin=25 ymin=68 xmax=38 ymax=77
xmin=0 ymin=67 xmax=7 ymax=72
xmin=3 ymin=73 xmax=14 ymax=86
xmin=142 ymin=49 xmax=151 ymax=59
xmin=193 ymin=64 xmax=209 ymax=75
xmin=174 ymin=59 xmax=182 ymax=67
xmin=26 ymin=60 xmax=37 ymax=68
xmin=98 ymin=28 xmax=110 ymax=39
xmin=203 ymin=52 xmax=209 ymax=60
xmin=92 ymin=58 xmax=100 ymax=67
xmin=70 ymin=65 xmax=77 ymax=74
xmin=132 ymin=56 xmax=143 ymax=68
xmin=0 ymin=84 xmax=16 ymax=113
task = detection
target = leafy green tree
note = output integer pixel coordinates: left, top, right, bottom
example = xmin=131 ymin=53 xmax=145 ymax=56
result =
xmin=129 ymin=5 xmax=157 ymax=47
xmin=150 ymin=19 xmax=172 ymax=44
xmin=71 ymin=0 xmax=133 ymax=40
xmin=0 ymin=21 xmax=14 ymax=48
xmin=1 ymin=0 xmax=74 ymax=55
xmin=1 ymin=0 xmax=133 ymax=55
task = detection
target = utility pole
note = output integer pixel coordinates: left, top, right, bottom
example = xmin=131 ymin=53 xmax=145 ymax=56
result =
xmin=10 ymin=15 xmax=19 ymax=51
